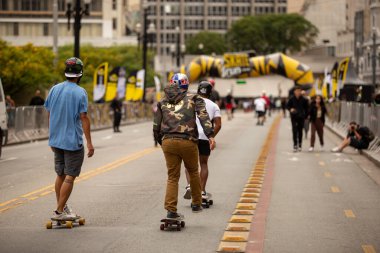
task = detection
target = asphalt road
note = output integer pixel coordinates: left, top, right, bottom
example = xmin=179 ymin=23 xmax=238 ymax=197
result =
xmin=0 ymin=111 xmax=379 ymax=253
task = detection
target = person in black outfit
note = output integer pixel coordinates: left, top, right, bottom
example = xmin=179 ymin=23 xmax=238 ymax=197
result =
xmin=287 ymin=87 xmax=309 ymax=152
xmin=110 ymin=93 xmax=122 ymax=133
xmin=331 ymin=122 xmax=372 ymax=152
xmin=29 ymin=90 xmax=45 ymax=106
xmin=308 ymin=95 xmax=328 ymax=151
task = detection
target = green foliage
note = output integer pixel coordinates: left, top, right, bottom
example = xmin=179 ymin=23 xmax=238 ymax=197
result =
xmin=185 ymin=31 xmax=228 ymax=55
xmin=227 ymin=14 xmax=319 ymax=54
xmin=0 ymin=40 xmax=155 ymax=104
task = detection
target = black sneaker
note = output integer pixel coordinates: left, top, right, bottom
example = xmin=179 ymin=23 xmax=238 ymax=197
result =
xmin=167 ymin=211 xmax=181 ymax=219
xmin=191 ymin=204 xmax=203 ymax=213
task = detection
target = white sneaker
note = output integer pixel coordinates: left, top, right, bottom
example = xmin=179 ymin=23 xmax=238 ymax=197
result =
xmin=320 ymin=146 xmax=324 ymax=152
xmin=298 ymin=147 xmax=302 ymax=152
xmin=51 ymin=210 xmax=68 ymax=221
xmin=331 ymin=147 xmax=342 ymax=153
xmin=63 ymin=204 xmax=78 ymax=218
xmin=308 ymin=147 xmax=314 ymax=152
xmin=183 ymin=185 xmax=191 ymax=200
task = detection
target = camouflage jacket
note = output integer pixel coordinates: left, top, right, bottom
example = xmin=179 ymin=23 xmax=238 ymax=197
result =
xmin=153 ymin=86 xmax=214 ymax=143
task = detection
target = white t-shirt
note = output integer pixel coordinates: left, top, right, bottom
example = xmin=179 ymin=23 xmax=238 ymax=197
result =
xmin=254 ymin=98 xmax=266 ymax=112
xmin=196 ymin=98 xmax=221 ymax=140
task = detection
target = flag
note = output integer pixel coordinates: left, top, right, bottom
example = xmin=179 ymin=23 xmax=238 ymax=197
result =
xmin=105 ymin=67 xmax=126 ymax=102
xmin=133 ymin=69 xmax=145 ymax=101
xmin=93 ymin=62 xmax=108 ymax=102
xmin=125 ymin=71 xmax=137 ymax=101
xmin=330 ymin=62 xmax=339 ymax=97
xmin=337 ymin=57 xmax=350 ymax=96
xmin=154 ymin=76 xmax=161 ymax=101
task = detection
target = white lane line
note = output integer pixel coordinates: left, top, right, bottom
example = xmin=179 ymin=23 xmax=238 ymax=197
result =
xmin=0 ymin=157 xmax=18 ymax=163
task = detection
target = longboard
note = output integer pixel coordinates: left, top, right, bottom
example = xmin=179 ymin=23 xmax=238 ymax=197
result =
xmin=46 ymin=216 xmax=85 ymax=229
xmin=160 ymin=215 xmax=185 ymax=231
xmin=202 ymin=193 xmax=214 ymax=208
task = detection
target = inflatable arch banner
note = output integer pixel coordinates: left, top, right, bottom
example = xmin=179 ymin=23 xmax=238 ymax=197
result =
xmin=180 ymin=52 xmax=314 ymax=86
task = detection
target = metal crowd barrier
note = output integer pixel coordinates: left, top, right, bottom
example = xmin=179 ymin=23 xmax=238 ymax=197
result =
xmin=6 ymin=102 xmax=154 ymax=145
xmin=326 ymin=101 xmax=380 ymax=154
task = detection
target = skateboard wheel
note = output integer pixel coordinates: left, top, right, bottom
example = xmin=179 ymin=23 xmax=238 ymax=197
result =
xmin=79 ymin=218 xmax=85 ymax=226
xmin=160 ymin=224 xmax=165 ymax=231
xmin=209 ymin=200 xmax=213 ymax=205
xmin=46 ymin=221 xmax=53 ymax=229
xmin=66 ymin=221 xmax=73 ymax=229
xmin=181 ymin=221 xmax=185 ymax=228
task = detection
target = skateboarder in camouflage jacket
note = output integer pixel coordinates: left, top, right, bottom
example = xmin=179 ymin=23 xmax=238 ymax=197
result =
xmin=154 ymin=73 xmax=215 ymax=219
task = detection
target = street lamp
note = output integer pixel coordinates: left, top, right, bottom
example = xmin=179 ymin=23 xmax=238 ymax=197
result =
xmin=180 ymin=44 xmax=186 ymax=63
xmin=66 ymin=0 xmax=91 ymax=58
xmin=176 ymin=26 xmax=180 ymax=68
xmin=356 ymin=41 xmax=361 ymax=75
xmin=371 ymin=27 xmax=378 ymax=89
xmin=198 ymin=43 xmax=204 ymax=54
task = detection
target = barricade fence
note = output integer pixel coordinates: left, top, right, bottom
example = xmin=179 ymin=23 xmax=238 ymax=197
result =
xmin=326 ymin=101 xmax=380 ymax=153
xmin=6 ymin=102 xmax=154 ymax=145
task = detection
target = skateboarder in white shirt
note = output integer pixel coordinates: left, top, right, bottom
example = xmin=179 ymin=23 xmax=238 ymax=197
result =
xmin=184 ymin=81 xmax=222 ymax=201
xmin=254 ymin=97 xmax=266 ymax=126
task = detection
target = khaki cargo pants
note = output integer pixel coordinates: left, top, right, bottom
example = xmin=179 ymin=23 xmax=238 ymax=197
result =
xmin=162 ymin=138 xmax=202 ymax=212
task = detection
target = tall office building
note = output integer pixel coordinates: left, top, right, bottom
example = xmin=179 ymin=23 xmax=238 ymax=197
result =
xmin=142 ymin=0 xmax=287 ymax=55
xmin=0 ymin=0 xmax=133 ymax=46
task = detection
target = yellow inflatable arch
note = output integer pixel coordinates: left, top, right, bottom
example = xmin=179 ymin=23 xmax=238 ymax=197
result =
xmin=180 ymin=53 xmax=314 ymax=87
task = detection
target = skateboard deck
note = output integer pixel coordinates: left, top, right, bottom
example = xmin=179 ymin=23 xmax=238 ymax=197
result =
xmin=160 ymin=215 xmax=185 ymax=231
xmin=46 ymin=215 xmax=85 ymax=229
xmin=202 ymin=193 xmax=214 ymax=208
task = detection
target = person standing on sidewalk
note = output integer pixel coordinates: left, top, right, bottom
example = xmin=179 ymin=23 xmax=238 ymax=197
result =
xmin=308 ymin=95 xmax=327 ymax=152
xmin=183 ymin=81 xmax=222 ymax=201
xmin=44 ymin=57 xmax=94 ymax=220
xmin=110 ymin=92 xmax=122 ymax=133
xmin=153 ymin=73 xmax=215 ymax=219
xmin=287 ymin=86 xmax=309 ymax=152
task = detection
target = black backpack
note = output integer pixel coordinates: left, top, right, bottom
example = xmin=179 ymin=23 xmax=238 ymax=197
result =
xmin=360 ymin=127 xmax=375 ymax=142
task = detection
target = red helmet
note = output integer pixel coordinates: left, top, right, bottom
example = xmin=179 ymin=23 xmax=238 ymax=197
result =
xmin=208 ymin=78 xmax=215 ymax=87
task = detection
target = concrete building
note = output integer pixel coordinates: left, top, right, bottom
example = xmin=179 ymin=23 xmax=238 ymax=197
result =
xmin=143 ymin=0 xmax=288 ymax=56
xmin=287 ymin=0 xmax=304 ymax=13
xmin=0 ymin=0 xmax=136 ymax=47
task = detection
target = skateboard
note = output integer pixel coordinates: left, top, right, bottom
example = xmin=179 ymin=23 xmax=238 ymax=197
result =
xmin=46 ymin=215 xmax=85 ymax=229
xmin=202 ymin=193 xmax=214 ymax=208
xmin=160 ymin=215 xmax=185 ymax=231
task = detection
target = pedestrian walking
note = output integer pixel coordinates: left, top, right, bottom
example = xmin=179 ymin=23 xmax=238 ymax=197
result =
xmin=29 ymin=89 xmax=45 ymax=106
xmin=153 ymin=73 xmax=215 ymax=219
xmin=302 ymin=90 xmax=311 ymax=139
xmin=5 ymin=95 xmax=15 ymax=128
xmin=308 ymin=95 xmax=327 ymax=152
xmin=287 ymin=86 xmax=309 ymax=152
xmin=183 ymin=81 xmax=222 ymax=204
xmin=30 ymin=89 xmax=45 ymax=130
xmin=110 ymin=92 xmax=122 ymax=133
xmin=44 ymin=57 xmax=94 ymax=221
xmin=254 ymin=96 xmax=266 ymax=126
xmin=281 ymin=97 xmax=287 ymax=118
xmin=208 ymin=79 xmax=221 ymax=107
xmin=225 ymin=92 xmax=233 ymax=120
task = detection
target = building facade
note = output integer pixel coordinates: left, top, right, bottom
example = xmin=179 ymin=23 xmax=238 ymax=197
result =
xmin=0 ymin=0 xmax=135 ymax=46
xmin=143 ymin=0 xmax=287 ymax=56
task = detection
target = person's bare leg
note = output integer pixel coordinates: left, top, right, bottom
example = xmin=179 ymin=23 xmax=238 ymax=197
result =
xmin=55 ymin=175 xmax=66 ymax=204
xmin=56 ymin=175 xmax=76 ymax=212
xmin=199 ymin=155 xmax=209 ymax=192
xmin=185 ymin=169 xmax=190 ymax=184
xmin=338 ymin=138 xmax=351 ymax=151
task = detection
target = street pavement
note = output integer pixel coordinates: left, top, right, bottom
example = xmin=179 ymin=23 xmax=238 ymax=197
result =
xmin=0 ymin=111 xmax=379 ymax=253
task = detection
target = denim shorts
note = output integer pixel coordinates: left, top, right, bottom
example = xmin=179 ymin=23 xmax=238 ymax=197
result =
xmin=52 ymin=147 xmax=84 ymax=177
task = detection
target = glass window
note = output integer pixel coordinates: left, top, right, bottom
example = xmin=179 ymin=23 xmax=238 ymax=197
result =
xmin=43 ymin=23 xmax=49 ymax=36
xmin=112 ymin=0 xmax=117 ymax=10
xmin=0 ymin=0 xmax=8 ymax=10
xmin=14 ymin=23 xmax=19 ymax=36
xmin=112 ymin=18 xmax=117 ymax=30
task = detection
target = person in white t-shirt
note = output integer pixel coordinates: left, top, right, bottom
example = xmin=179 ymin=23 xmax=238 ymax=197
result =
xmin=184 ymin=81 xmax=222 ymax=201
xmin=254 ymin=97 xmax=266 ymax=126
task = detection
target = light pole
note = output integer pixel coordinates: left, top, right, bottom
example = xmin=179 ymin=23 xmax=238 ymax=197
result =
xmin=371 ymin=27 xmax=377 ymax=89
xmin=66 ymin=0 xmax=91 ymax=58
xmin=180 ymin=44 xmax=186 ymax=64
xmin=141 ymin=7 xmax=156 ymax=102
xmin=198 ymin=43 xmax=204 ymax=55
xmin=135 ymin=23 xmax=141 ymax=51
xmin=175 ymin=26 xmax=180 ymax=68
xmin=356 ymin=41 xmax=361 ymax=75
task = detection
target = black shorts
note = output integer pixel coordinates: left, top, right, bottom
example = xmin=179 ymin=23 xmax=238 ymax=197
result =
xmin=349 ymin=137 xmax=369 ymax=150
xmin=53 ymin=147 xmax=84 ymax=177
xmin=256 ymin=111 xmax=265 ymax=117
xmin=198 ymin=139 xmax=211 ymax=156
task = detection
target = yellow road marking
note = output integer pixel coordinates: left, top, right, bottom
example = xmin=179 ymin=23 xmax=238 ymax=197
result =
xmin=362 ymin=245 xmax=376 ymax=253
xmin=0 ymin=147 xmax=157 ymax=214
xmin=344 ymin=210 xmax=356 ymax=218
xmin=324 ymin=172 xmax=332 ymax=178
xmin=331 ymin=186 xmax=340 ymax=193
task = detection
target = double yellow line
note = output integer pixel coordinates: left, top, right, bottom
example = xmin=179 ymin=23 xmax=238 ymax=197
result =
xmin=0 ymin=147 xmax=157 ymax=214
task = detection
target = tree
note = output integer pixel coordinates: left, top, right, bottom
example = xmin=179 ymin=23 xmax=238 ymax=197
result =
xmin=185 ymin=31 xmax=228 ymax=55
xmin=227 ymin=14 xmax=319 ymax=55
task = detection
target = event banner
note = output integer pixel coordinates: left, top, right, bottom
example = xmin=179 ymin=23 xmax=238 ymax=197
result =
xmin=105 ymin=67 xmax=127 ymax=102
xmin=337 ymin=57 xmax=350 ymax=96
xmin=222 ymin=53 xmax=251 ymax=78
xmin=93 ymin=62 xmax=108 ymax=102
xmin=154 ymin=75 xmax=161 ymax=101
xmin=133 ymin=69 xmax=145 ymax=101
xmin=330 ymin=62 xmax=339 ymax=97
xmin=125 ymin=71 xmax=137 ymax=101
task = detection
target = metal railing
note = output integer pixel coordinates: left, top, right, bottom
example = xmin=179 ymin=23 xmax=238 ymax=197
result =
xmin=326 ymin=101 xmax=380 ymax=154
xmin=6 ymin=102 xmax=154 ymax=145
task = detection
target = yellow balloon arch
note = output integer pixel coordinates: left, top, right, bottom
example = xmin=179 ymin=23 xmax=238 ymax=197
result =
xmin=180 ymin=53 xmax=314 ymax=87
